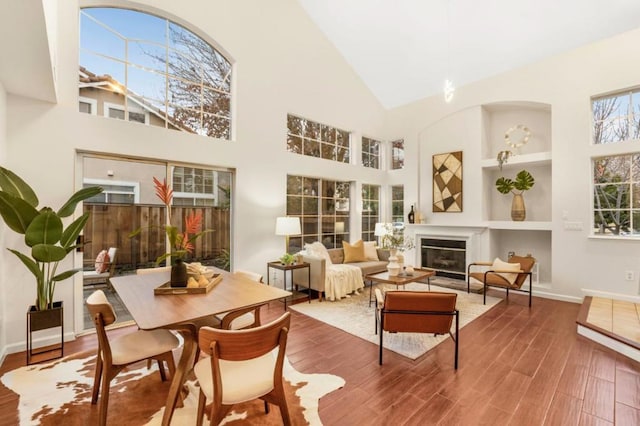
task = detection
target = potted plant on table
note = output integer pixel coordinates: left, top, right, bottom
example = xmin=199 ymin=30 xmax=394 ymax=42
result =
xmin=379 ymin=223 xmax=415 ymax=276
xmin=129 ymin=177 xmax=213 ymax=287
xmin=495 ymin=169 xmax=535 ymax=221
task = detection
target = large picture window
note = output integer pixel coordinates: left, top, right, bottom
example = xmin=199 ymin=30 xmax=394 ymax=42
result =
xmin=591 ymin=88 xmax=640 ymax=236
xmin=79 ymin=8 xmax=232 ymax=139
xmin=82 ymin=156 xmax=233 ymax=273
xmin=286 ymin=175 xmax=350 ymax=251
xmin=287 ymin=114 xmax=350 ymax=163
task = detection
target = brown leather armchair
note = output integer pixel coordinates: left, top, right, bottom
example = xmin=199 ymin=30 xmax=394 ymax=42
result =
xmin=375 ymin=289 xmax=459 ymax=368
xmin=467 ymin=254 xmax=536 ymax=307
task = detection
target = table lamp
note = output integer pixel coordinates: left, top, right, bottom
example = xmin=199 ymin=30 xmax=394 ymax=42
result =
xmin=275 ymin=216 xmax=301 ymax=253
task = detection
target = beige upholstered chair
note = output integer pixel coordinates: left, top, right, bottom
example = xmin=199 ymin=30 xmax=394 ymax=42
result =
xmin=375 ymin=289 xmax=459 ymax=368
xmin=193 ymin=312 xmax=292 ymax=426
xmin=214 ymin=270 xmax=264 ymax=330
xmin=86 ymin=290 xmax=179 ymax=426
xmin=467 ymin=254 xmax=536 ymax=307
xmin=83 ymin=247 xmax=118 ymax=286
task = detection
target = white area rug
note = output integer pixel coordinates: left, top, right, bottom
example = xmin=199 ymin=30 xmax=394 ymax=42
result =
xmin=1 ymin=351 xmax=344 ymax=425
xmin=289 ymin=283 xmax=501 ymax=360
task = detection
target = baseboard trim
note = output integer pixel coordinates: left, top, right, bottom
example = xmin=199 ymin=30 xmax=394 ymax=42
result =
xmin=3 ymin=331 xmax=77 ymax=357
xmin=487 ymin=285 xmax=582 ymax=304
xmin=580 ymin=288 xmax=640 ymax=303
xmin=529 ymin=290 xmax=582 ymax=304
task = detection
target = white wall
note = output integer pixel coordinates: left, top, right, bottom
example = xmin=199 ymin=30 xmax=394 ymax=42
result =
xmin=0 ymin=0 xmax=399 ymax=353
xmin=387 ymin=27 xmax=640 ymax=302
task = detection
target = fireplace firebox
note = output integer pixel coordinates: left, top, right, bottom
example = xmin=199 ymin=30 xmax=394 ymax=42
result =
xmin=421 ymin=238 xmax=466 ymax=280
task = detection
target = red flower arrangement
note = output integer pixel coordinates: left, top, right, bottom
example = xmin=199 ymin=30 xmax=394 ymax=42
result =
xmin=131 ymin=177 xmax=212 ymax=265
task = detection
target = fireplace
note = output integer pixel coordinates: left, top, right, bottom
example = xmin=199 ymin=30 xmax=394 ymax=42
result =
xmin=421 ymin=238 xmax=466 ymax=280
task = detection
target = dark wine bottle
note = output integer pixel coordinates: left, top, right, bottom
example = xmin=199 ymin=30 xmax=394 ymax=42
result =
xmin=408 ymin=205 xmax=415 ymax=224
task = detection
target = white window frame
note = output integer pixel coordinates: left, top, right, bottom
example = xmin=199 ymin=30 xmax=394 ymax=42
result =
xmin=361 ymin=136 xmax=382 ymax=170
xmin=79 ymin=96 xmax=97 ymax=115
xmin=104 ymin=101 xmax=149 ymax=125
xmin=83 ymin=178 xmax=140 ymax=204
xmin=391 ymin=138 xmax=405 ymax=170
xmin=590 ymin=87 xmax=640 ymax=239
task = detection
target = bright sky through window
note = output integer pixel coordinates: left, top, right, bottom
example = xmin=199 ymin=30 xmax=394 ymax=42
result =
xmin=79 ymin=7 xmax=232 ymax=139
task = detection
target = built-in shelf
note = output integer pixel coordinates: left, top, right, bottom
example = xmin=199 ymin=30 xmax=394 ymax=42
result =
xmin=486 ymin=221 xmax=552 ymax=231
xmin=481 ymin=151 xmax=552 ymax=170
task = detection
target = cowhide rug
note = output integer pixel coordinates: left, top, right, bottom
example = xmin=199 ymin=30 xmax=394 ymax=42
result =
xmin=0 ymin=351 xmax=344 ymax=425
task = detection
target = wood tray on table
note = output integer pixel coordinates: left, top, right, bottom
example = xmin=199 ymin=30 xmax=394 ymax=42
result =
xmin=154 ymin=273 xmax=222 ymax=295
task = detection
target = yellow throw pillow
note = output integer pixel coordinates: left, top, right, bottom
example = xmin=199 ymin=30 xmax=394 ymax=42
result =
xmin=342 ymin=240 xmax=366 ymax=263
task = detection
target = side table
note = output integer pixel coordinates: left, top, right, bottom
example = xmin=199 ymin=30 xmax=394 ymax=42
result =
xmin=267 ymin=261 xmax=311 ymax=309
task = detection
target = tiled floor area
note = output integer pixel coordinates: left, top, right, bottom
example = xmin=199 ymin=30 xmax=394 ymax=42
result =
xmin=83 ymin=283 xmax=133 ymax=330
xmin=586 ymin=296 xmax=640 ymax=346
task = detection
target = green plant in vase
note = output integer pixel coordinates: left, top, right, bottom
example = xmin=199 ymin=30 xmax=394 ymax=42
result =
xmin=0 ymin=166 xmax=103 ymax=310
xmin=129 ymin=177 xmax=213 ymax=286
xmin=495 ymin=169 xmax=535 ymax=221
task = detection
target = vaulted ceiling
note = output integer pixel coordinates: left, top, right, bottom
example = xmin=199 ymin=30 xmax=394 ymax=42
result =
xmin=3 ymin=1 xmax=640 ymax=109
xmin=297 ymin=0 xmax=640 ymax=108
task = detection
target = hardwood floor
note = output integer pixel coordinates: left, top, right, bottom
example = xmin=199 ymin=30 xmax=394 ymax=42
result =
xmin=1 ymin=290 xmax=639 ymax=425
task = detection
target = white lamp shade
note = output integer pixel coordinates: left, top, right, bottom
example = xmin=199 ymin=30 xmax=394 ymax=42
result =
xmin=374 ymin=222 xmax=391 ymax=237
xmin=275 ymin=217 xmax=301 ymax=236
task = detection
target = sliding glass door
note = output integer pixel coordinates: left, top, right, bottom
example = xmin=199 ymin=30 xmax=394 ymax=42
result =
xmin=78 ymin=154 xmax=232 ymax=332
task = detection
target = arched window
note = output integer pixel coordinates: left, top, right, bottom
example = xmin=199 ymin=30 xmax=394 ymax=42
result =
xmin=79 ymin=7 xmax=232 ymax=139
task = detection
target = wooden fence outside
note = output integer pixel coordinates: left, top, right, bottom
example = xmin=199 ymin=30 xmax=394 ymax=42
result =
xmin=82 ymin=204 xmax=230 ymax=272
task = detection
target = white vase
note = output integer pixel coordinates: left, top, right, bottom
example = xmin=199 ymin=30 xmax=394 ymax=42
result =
xmin=387 ymin=248 xmax=401 ymax=276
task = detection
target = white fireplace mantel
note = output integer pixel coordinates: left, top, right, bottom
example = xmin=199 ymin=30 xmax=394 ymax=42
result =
xmin=402 ymin=224 xmax=490 ymax=272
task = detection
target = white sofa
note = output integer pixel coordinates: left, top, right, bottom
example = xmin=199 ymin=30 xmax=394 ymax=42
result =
xmin=293 ymin=246 xmax=389 ymax=301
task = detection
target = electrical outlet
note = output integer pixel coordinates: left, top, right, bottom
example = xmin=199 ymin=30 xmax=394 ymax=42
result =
xmin=625 ymin=270 xmax=634 ymax=281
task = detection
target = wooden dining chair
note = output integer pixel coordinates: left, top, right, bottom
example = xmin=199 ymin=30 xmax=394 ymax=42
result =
xmin=193 ymin=312 xmax=292 ymax=426
xmin=214 ymin=270 xmax=265 ymax=330
xmin=86 ymin=290 xmax=179 ymax=426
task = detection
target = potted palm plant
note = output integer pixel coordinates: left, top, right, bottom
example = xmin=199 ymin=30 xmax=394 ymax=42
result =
xmin=0 ymin=166 xmax=102 ymax=362
xmin=0 ymin=166 xmax=102 ymax=310
xmin=495 ymin=169 xmax=535 ymax=221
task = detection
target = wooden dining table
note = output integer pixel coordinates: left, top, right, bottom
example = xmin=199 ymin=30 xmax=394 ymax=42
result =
xmin=110 ymin=267 xmax=292 ymax=426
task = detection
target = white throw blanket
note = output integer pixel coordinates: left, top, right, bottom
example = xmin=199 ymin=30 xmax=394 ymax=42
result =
xmin=324 ymin=264 xmax=364 ymax=301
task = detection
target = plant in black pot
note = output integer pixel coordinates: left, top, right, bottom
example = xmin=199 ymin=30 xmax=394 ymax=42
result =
xmin=495 ymin=169 xmax=535 ymax=221
xmin=0 ymin=166 xmax=103 ymax=311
